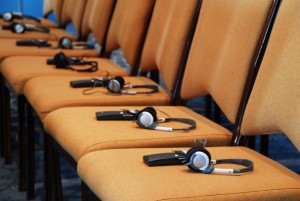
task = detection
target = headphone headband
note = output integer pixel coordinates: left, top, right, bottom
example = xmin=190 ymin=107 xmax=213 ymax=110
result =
xmin=107 ymin=77 xmax=159 ymax=95
xmin=2 ymin=22 xmax=49 ymax=34
xmin=212 ymin=159 xmax=254 ymax=174
xmin=135 ymin=107 xmax=196 ymax=132
xmin=185 ymin=146 xmax=254 ymax=174
xmin=1 ymin=12 xmax=41 ymax=22
xmin=47 ymin=52 xmax=98 ymax=72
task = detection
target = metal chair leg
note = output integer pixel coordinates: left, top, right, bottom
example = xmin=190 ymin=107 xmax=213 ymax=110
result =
xmin=50 ymin=136 xmax=63 ymax=201
xmin=26 ymin=102 xmax=35 ymax=199
xmin=18 ymin=95 xmax=26 ymax=192
xmin=3 ymin=82 xmax=12 ymax=164
xmin=43 ymin=133 xmax=52 ymax=201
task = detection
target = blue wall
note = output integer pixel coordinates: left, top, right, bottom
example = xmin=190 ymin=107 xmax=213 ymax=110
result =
xmin=0 ymin=0 xmax=44 ymax=17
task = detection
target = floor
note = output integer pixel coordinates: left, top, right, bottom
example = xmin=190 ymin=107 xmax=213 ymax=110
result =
xmin=0 ymin=50 xmax=299 ymax=200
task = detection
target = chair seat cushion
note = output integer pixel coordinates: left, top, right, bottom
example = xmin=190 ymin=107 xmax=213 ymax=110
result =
xmin=0 ymin=39 xmax=99 ymax=62
xmin=0 ymin=27 xmax=76 ymax=40
xmin=77 ymin=146 xmax=300 ymax=201
xmin=1 ymin=56 xmax=128 ymax=94
xmin=44 ymin=106 xmax=231 ymax=161
xmin=24 ymin=76 xmax=171 ymax=120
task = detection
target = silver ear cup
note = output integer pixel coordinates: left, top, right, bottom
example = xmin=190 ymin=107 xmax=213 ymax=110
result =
xmin=108 ymin=79 xmax=121 ymax=93
xmin=14 ymin=24 xmax=25 ymax=33
xmin=138 ymin=112 xmax=155 ymax=127
xmin=60 ymin=37 xmax=72 ymax=49
xmin=3 ymin=13 xmax=13 ymax=21
xmin=190 ymin=152 xmax=210 ymax=171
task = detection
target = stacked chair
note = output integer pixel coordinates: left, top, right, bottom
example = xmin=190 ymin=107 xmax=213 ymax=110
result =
xmin=0 ymin=1 xmax=119 ymax=197
xmin=2 ymin=0 xmax=156 ymax=199
xmin=25 ymin=0 xmax=278 ymax=199
xmin=25 ymin=0 xmax=202 ymax=199
xmin=0 ymin=0 xmax=299 ymax=200
xmin=0 ymin=0 xmax=62 ymax=28
xmin=0 ymin=0 xmax=84 ymax=41
xmin=77 ymin=1 xmax=300 ymax=200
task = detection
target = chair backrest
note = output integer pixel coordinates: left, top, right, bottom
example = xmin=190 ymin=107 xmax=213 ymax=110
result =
xmin=81 ymin=0 xmax=116 ymax=49
xmin=180 ymin=0 xmax=275 ymax=124
xmin=139 ymin=0 xmax=201 ymax=97
xmin=240 ymin=0 xmax=300 ymax=151
xmin=60 ymin=0 xmax=87 ymax=38
xmin=104 ymin=0 xmax=155 ymax=74
xmin=44 ymin=0 xmax=64 ymax=22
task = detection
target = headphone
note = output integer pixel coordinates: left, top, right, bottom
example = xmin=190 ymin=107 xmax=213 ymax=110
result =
xmin=106 ymin=76 xmax=159 ymax=95
xmin=184 ymin=145 xmax=254 ymax=174
xmin=47 ymin=52 xmax=98 ymax=72
xmin=134 ymin=107 xmax=196 ymax=132
xmin=58 ymin=37 xmax=94 ymax=49
xmin=2 ymin=22 xmax=49 ymax=34
xmin=1 ymin=12 xmax=40 ymax=23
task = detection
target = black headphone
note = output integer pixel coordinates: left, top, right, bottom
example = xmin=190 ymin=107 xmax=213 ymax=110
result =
xmin=134 ymin=107 xmax=196 ymax=132
xmin=2 ymin=22 xmax=49 ymax=34
xmin=1 ymin=12 xmax=40 ymax=23
xmin=106 ymin=76 xmax=159 ymax=95
xmin=184 ymin=145 xmax=254 ymax=174
xmin=58 ymin=37 xmax=94 ymax=49
xmin=47 ymin=52 xmax=98 ymax=72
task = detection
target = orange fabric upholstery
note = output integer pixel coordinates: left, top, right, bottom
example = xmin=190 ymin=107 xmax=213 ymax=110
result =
xmin=88 ymin=0 xmax=116 ymax=46
xmin=24 ymin=76 xmax=170 ymax=120
xmin=77 ymin=147 xmax=300 ymax=201
xmin=0 ymin=55 xmax=127 ymax=94
xmin=23 ymin=0 xmax=200 ymax=121
xmin=44 ymin=106 xmax=231 ymax=161
xmin=240 ymin=0 xmax=300 ymax=150
xmin=180 ymin=0 xmax=273 ymax=123
xmin=50 ymin=0 xmax=64 ymax=23
xmin=105 ymin=0 xmax=155 ymax=67
xmin=59 ymin=0 xmax=87 ymax=35
xmin=139 ymin=0 xmax=199 ymax=92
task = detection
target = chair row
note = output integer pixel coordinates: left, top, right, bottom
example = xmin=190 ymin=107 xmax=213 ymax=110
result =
xmin=0 ymin=0 xmax=299 ymax=200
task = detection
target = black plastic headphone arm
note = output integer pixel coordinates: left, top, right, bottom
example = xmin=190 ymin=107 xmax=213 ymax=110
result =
xmin=162 ymin=118 xmax=196 ymax=131
xmin=69 ymin=61 xmax=98 ymax=72
xmin=215 ymin=159 xmax=254 ymax=173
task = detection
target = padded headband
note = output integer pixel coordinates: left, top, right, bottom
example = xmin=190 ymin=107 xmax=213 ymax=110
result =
xmin=1 ymin=12 xmax=41 ymax=23
xmin=135 ymin=107 xmax=197 ymax=132
xmin=185 ymin=146 xmax=254 ymax=174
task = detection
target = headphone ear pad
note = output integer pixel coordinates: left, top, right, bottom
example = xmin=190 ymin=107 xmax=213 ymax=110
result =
xmin=185 ymin=146 xmax=212 ymax=172
xmin=53 ymin=52 xmax=69 ymax=68
xmin=107 ymin=76 xmax=125 ymax=93
xmin=12 ymin=23 xmax=25 ymax=33
xmin=59 ymin=37 xmax=73 ymax=49
xmin=135 ymin=107 xmax=158 ymax=128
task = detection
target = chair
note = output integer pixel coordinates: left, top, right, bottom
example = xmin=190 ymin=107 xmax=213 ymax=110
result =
xmin=0 ymin=0 xmax=116 ymax=197
xmin=76 ymin=0 xmax=300 ymax=200
xmin=5 ymin=0 xmax=155 ymax=199
xmin=0 ymin=0 xmax=63 ymax=28
xmin=31 ymin=0 xmax=201 ymax=199
xmin=0 ymin=0 xmax=86 ymax=41
xmin=41 ymin=0 xmax=275 ymax=199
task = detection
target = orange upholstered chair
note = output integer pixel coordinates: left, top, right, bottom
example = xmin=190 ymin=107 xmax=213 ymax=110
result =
xmin=41 ymin=0 xmax=276 ymax=199
xmin=0 ymin=0 xmax=63 ymax=28
xmin=77 ymin=1 xmax=300 ymax=200
xmin=0 ymin=0 xmax=116 ymax=197
xmin=1 ymin=0 xmax=156 ymax=199
xmin=0 ymin=0 xmax=87 ymax=41
xmin=38 ymin=0 xmax=201 ymax=199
